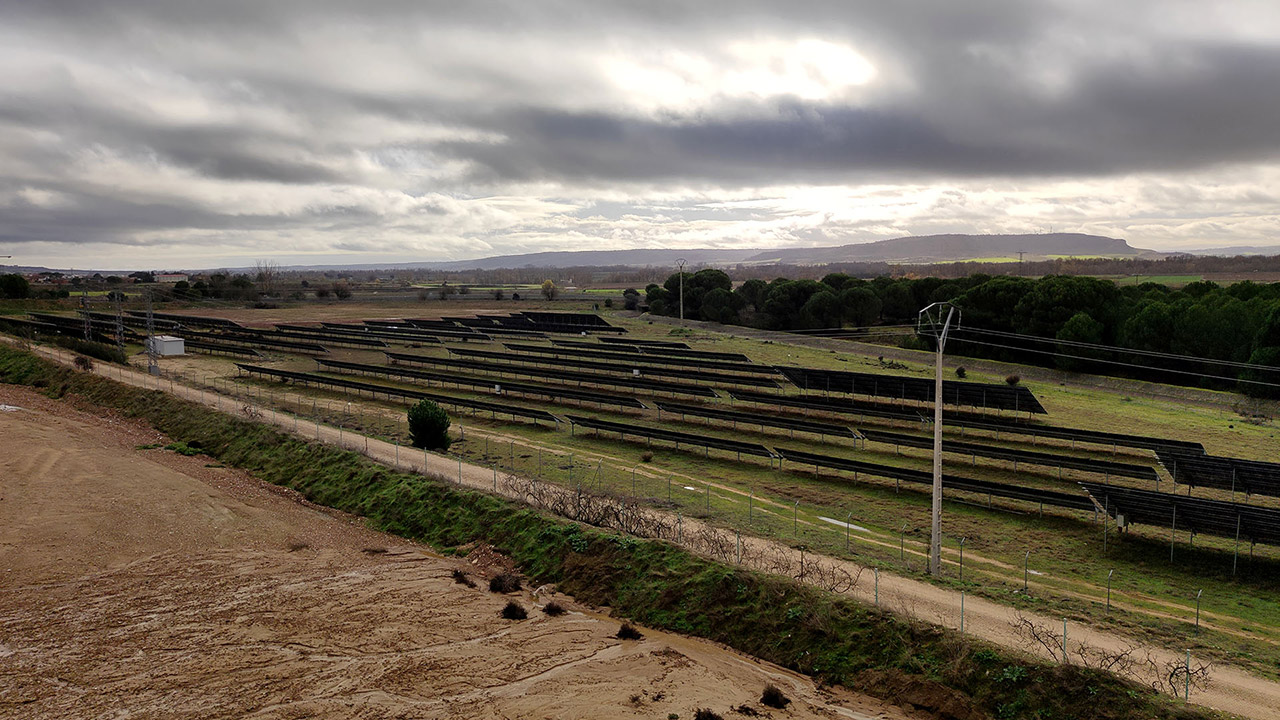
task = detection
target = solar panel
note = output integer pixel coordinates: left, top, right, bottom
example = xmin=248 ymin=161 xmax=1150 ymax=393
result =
xmin=386 ymin=351 xmax=719 ymax=398
xmin=1080 ymin=482 xmax=1280 ymax=546
xmin=952 ymin=419 xmax=1206 ymax=454
xmin=448 ymin=347 xmax=780 ymax=388
xmin=502 ymin=342 xmax=781 ymax=374
xmin=1155 ymin=450 xmax=1280 ymax=498
xmin=235 ymin=363 xmax=559 ymax=423
xmin=565 ymin=414 xmax=775 ymax=458
xmin=778 ymin=366 xmax=1048 ymax=414
xmin=276 ymin=324 xmax=444 ymax=345
xmin=729 ymin=389 xmax=928 ymax=422
xmin=315 ymin=358 xmax=647 ymax=409
xmin=776 ymin=448 xmax=1096 ymax=511
xmin=183 ymin=339 xmax=264 ymax=357
xmin=599 ymin=337 xmax=690 ymax=349
xmin=179 ymin=330 xmax=329 ymax=354
xmin=321 ymin=322 xmax=489 ymax=341
xmin=859 ymin=429 xmax=1160 ymax=482
xmin=127 ymin=311 xmax=242 ymax=328
xmin=264 ymin=329 xmax=389 ymax=348
xmin=654 ymin=401 xmax=857 ymax=438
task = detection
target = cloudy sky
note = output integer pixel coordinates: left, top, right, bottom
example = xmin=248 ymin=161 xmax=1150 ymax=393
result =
xmin=3 ymin=1 xmax=1280 ymax=270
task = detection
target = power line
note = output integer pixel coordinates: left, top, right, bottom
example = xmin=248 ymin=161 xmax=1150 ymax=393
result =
xmin=954 ymin=326 xmax=1279 ymax=374
xmin=947 ymin=335 xmax=1280 ymax=389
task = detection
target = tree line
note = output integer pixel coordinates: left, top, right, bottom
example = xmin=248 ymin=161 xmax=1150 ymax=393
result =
xmin=644 ymin=270 xmax=1280 ymax=398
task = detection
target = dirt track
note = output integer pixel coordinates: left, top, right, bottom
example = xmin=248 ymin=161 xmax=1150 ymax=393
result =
xmin=0 ymin=385 xmax=907 ymax=719
xmin=9 ymin=344 xmax=1280 ymax=719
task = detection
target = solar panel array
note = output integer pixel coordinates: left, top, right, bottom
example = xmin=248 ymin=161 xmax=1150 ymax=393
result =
xmin=322 ymin=322 xmax=489 ymax=342
xmin=182 ymin=339 xmax=264 ymax=357
xmin=551 ymin=339 xmax=753 ymax=363
xmin=1080 ymin=482 xmax=1280 ymax=546
xmin=859 ymin=429 xmax=1160 ymax=482
xmin=728 ymin=389 xmax=1205 ymax=455
xmin=654 ymin=401 xmax=857 ymax=438
xmin=778 ymin=366 xmax=1048 ymax=414
xmin=127 ymin=311 xmax=241 ymax=328
xmin=179 ymin=330 xmax=329 ymax=354
xmin=448 ymin=347 xmax=781 ymax=388
xmin=776 ymin=447 xmax=1097 ymax=511
xmin=385 ymin=351 xmax=719 ymax=398
xmin=503 ymin=342 xmax=781 ymax=374
xmin=1155 ymin=451 xmax=1280 ymax=498
xmin=236 ymin=363 xmax=559 ymax=423
xmin=599 ymin=337 xmax=690 ymax=349
xmin=565 ymin=414 xmax=775 ymax=458
xmin=316 ymin=357 xmax=647 ymax=409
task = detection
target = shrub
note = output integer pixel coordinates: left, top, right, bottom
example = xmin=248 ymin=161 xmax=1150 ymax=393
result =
xmin=500 ymin=601 xmax=527 ymax=620
xmin=1005 ymin=374 xmax=1021 ymax=386
xmin=451 ymin=569 xmax=475 ymax=587
xmin=693 ymin=710 xmax=723 ymax=720
xmin=760 ymin=684 xmax=790 ymax=709
xmin=511 ymin=292 xmax=521 ymax=301
xmin=616 ymin=623 xmax=643 ymax=640
xmin=489 ymin=572 xmax=522 ymax=593
xmin=50 ymin=337 xmax=127 ymax=365
xmin=955 ymin=366 xmax=967 ymax=378
xmin=542 ymin=601 xmax=566 ymax=616
xmin=604 ymin=298 xmax=614 ymax=308
xmin=407 ymin=399 xmax=451 ymax=449
xmin=332 ymin=282 xmax=352 ymax=300
xmin=640 ymin=451 xmax=654 ymax=463
xmin=73 ymin=355 xmax=94 ymax=372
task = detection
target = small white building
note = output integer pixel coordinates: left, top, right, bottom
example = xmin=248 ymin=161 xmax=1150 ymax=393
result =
xmin=155 ymin=273 xmax=189 ymax=283
xmin=147 ymin=335 xmax=185 ymax=356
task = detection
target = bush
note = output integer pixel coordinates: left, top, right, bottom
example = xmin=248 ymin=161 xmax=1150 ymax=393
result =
xmin=1005 ymin=374 xmax=1021 ymax=386
xmin=50 ymin=337 xmax=127 ymax=365
xmin=604 ymin=298 xmax=614 ymax=309
xmin=640 ymin=451 xmax=654 ymax=463
xmin=542 ymin=601 xmax=566 ymax=616
xmin=73 ymin=355 xmax=94 ymax=372
xmin=500 ymin=601 xmax=527 ymax=620
xmin=407 ymin=399 xmax=451 ymax=449
xmin=760 ymin=684 xmax=790 ymax=709
xmin=955 ymin=366 xmax=967 ymax=378
xmin=451 ymin=569 xmax=475 ymax=587
xmin=489 ymin=572 xmax=522 ymax=593
xmin=693 ymin=710 xmax=723 ymax=720
xmin=616 ymin=623 xmax=643 ymax=640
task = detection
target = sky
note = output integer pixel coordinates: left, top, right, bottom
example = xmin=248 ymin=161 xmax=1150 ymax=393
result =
xmin=2 ymin=0 xmax=1280 ymax=270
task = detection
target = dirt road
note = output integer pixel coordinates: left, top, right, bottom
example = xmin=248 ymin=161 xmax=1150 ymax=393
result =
xmin=0 ymin=384 xmax=905 ymax=719
xmin=14 ymin=344 xmax=1280 ymax=719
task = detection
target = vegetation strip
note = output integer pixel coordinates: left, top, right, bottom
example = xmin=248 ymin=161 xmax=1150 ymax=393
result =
xmin=0 ymin=345 xmax=1217 ymax=720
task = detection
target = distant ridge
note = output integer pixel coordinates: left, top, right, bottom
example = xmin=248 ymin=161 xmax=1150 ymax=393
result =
xmin=744 ymin=233 xmax=1152 ymax=265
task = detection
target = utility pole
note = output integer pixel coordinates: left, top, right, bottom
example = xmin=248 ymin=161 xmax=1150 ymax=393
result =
xmin=145 ymin=289 xmax=159 ymax=376
xmin=114 ymin=291 xmax=125 ymax=355
xmin=918 ymin=302 xmax=960 ymax=576
xmin=81 ymin=287 xmax=91 ymax=340
xmin=1017 ymin=251 xmax=1026 ymax=276
xmin=676 ymin=257 xmax=687 ymax=321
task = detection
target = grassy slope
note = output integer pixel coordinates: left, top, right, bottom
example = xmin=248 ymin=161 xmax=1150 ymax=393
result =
xmin=0 ymin=344 xmax=1220 ymax=720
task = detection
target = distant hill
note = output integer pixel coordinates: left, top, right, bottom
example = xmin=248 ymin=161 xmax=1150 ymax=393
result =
xmin=743 ymin=233 xmax=1153 ymax=265
xmin=1181 ymin=245 xmax=1280 ymax=257
xmin=402 ymin=248 xmax=763 ymax=271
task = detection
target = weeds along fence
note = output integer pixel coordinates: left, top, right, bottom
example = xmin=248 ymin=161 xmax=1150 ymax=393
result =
xmin=112 ymin=360 xmax=1217 ymax=700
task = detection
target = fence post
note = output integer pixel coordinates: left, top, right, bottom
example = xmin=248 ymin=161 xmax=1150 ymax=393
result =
xmin=960 ymin=591 xmax=965 ymax=634
xmin=874 ymin=568 xmax=879 ymax=606
xmin=1062 ymin=618 xmax=1068 ymax=664
xmin=793 ymin=501 xmax=799 ymax=537
xmin=1107 ymin=569 xmax=1114 ymax=613
xmin=1023 ymin=551 xmax=1030 ymax=593
xmin=1195 ymin=589 xmax=1203 ymax=633
xmin=1185 ymin=650 xmax=1191 ymax=701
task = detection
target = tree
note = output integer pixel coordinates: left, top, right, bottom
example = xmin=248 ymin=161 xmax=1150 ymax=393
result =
xmin=0 ymin=274 xmax=31 ymax=299
xmin=541 ymin=280 xmax=559 ymax=300
xmin=254 ymin=259 xmax=281 ymax=297
xmin=622 ymin=288 xmax=641 ymax=310
xmin=407 ymin=399 xmax=451 ymax=449
xmin=493 ymin=289 xmax=504 ymax=300
xmin=838 ymin=286 xmax=882 ymax=326
xmin=879 ymin=282 xmax=917 ymax=322
xmin=1054 ymin=311 xmax=1106 ymax=371
xmin=799 ymin=290 xmax=842 ymax=329
xmin=734 ymin=278 xmax=769 ymax=312
xmin=699 ymin=287 xmax=743 ymax=324
xmin=333 ymin=282 xmax=352 ymax=300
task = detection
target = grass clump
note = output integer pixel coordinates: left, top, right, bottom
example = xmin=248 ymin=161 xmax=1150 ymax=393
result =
xmin=616 ymin=623 xmax=643 ymax=641
xmin=760 ymin=684 xmax=790 ymax=709
xmin=542 ymin=600 xmax=566 ymax=616
xmin=489 ymin=572 xmax=522 ymax=593
xmin=451 ymin=568 xmax=476 ymax=587
xmin=501 ymin=601 xmax=528 ymax=620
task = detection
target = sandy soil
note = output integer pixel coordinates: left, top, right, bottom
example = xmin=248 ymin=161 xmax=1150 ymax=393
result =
xmin=0 ymin=384 xmax=907 ymax=720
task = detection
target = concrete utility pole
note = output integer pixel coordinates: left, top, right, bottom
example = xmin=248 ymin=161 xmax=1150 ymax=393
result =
xmin=675 ymin=257 xmax=687 ymax=321
xmin=918 ymin=302 xmax=960 ymax=576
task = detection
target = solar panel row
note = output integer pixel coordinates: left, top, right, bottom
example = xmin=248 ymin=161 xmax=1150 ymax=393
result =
xmin=598 ymin=337 xmax=690 ymax=349
xmin=565 ymin=414 xmax=775 ymax=458
xmin=315 ymin=358 xmax=647 ymax=409
xmin=322 ymin=322 xmax=489 ymax=341
xmin=653 ymin=401 xmax=857 ymax=438
xmin=1155 ymin=450 xmax=1280 ymax=498
xmin=778 ymin=367 xmax=1048 ymax=414
xmin=448 ymin=346 xmax=781 ymax=388
xmin=127 ymin=311 xmax=242 ymax=328
xmin=179 ymin=330 xmax=329 ymax=354
xmin=503 ymin=342 xmax=781 ymax=374
xmin=235 ymin=363 xmax=559 ymax=423
xmin=277 ymin=324 xmax=444 ymax=345
xmin=776 ymin=448 xmax=1097 ymax=512
xmin=1080 ymin=482 xmax=1280 ymax=546
xmin=859 ymin=429 xmax=1160 ymax=482
xmin=385 ymin=351 xmax=719 ymax=398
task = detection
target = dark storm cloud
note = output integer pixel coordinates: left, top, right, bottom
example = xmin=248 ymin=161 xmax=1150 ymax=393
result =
xmin=1 ymin=0 xmax=1279 ymax=263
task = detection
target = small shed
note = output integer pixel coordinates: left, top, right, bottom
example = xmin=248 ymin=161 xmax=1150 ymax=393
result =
xmin=147 ymin=335 xmax=185 ymax=356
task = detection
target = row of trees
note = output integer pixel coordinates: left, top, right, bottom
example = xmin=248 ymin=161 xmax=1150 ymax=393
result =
xmin=645 ymin=270 xmax=1280 ymax=397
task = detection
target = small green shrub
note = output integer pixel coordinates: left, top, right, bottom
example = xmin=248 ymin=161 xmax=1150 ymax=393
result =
xmin=407 ymin=399 xmax=451 ymax=449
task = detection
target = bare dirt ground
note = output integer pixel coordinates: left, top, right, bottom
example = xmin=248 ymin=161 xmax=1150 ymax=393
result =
xmin=0 ymin=384 xmax=907 ymax=720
